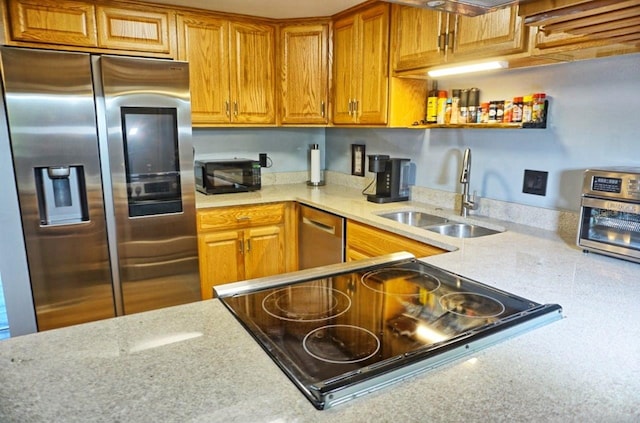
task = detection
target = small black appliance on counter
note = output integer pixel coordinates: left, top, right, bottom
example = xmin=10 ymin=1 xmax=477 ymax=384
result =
xmin=367 ymin=154 xmax=410 ymax=203
xmin=195 ymin=158 xmax=261 ymax=195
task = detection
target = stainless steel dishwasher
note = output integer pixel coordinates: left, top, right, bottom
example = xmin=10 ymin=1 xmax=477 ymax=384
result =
xmin=298 ymin=204 xmax=344 ymax=269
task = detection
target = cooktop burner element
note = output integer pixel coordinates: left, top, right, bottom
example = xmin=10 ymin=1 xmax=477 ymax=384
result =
xmin=216 ymin=252 xmax=562 ymax=410
xmin=262 ymin=283 xmax=351 ymax=322
xmin=303 ymin=324 xmax=380 ymax=364
xmin=439 ymin=292 xmax=505 ymax=318
xmin=361 ymin=267 xmax=441 ymax=295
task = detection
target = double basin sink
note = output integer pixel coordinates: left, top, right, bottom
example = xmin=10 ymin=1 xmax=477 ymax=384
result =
xmin=378 ymin=211 xmax=502 ymax=238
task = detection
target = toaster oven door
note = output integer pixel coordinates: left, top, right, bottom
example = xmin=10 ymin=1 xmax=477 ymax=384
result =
xmin=578 ymin=196 xmax=640 ymax=262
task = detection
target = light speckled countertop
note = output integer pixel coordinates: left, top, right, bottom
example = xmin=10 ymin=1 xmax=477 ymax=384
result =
xmin=1 ymin=184 xmax=639 ymax=422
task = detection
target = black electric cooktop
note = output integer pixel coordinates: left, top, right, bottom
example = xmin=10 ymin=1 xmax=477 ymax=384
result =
xmin=216 ymin=253 xmax=562 ymax=409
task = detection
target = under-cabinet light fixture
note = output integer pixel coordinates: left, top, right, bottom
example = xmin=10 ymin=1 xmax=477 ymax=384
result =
xmin=427 ymin=60 xmax=508 ymax=77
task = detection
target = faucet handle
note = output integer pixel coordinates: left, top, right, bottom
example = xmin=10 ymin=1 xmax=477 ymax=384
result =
xmin=471 ymin=190 xmax=479 ymax=210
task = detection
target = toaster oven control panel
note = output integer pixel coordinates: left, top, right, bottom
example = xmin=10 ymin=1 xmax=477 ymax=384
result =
xmin=583 ymin=169 xmax=640 ymax=201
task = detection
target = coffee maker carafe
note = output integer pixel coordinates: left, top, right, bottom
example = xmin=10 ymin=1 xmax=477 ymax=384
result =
xmin=367 ymin=155 xmax=410 ymax=203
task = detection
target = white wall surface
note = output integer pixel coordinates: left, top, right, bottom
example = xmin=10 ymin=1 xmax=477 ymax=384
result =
xmin=326 ymin=53 xmax=640 ymax=212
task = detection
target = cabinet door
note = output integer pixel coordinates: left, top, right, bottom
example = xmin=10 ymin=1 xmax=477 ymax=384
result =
xmin=332 ymin=14 xmax=358 ymax=124
xmin=451 ymin=6 xmax=528 ymax=60
xmin=392 ymin=5 xmax=444 ymax=71
xmin=177 ymin=14 xmax=231 ymax=125
xmin=244 ymin=225 xmax=285 ymax=279
xmin=279 ymin=23 xmax=329 ymax=124
xmin=357 ymin=3 xmax=389 ymax=125
xmin=8 ymin=0 xmax=97 ymax=47
xmin=96 ymin=5 xmax=175 ymax=55
xmin=198 ymin=230 xmax=244 ymax=299
xmin=229 ymin=21 xmax=276 ymax=124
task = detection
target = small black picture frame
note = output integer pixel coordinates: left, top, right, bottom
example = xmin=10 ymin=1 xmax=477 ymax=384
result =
xmin=351 ymin=144 xmax=366 ymax=177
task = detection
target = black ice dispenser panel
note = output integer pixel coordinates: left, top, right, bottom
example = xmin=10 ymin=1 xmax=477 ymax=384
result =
xmin=35 ymin=165 xmax=89 ymax=226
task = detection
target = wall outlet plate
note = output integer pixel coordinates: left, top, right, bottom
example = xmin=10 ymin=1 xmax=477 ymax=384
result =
xmin=523 ymin=169 xmax=548 ymax=196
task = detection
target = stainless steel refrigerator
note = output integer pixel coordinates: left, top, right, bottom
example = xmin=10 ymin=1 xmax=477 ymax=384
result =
xmin=0 ymin=47 xmax=201 ymax=331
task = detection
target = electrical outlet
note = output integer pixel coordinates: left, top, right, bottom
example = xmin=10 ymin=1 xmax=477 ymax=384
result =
xmin=259 ymin=153 xmax=268 ymax=167
xmin=522 ymin=170 xmax=548 ymax=196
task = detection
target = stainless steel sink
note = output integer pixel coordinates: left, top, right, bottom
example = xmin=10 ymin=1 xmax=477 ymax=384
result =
xmin=379 ymin=211 xmax=449 ymax=227
xmin=425 ymin=223 xmax=501 ymax=238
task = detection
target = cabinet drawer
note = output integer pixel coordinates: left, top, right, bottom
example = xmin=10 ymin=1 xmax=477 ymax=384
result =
xmin=198 ymin=203 xmax=285 ymax=231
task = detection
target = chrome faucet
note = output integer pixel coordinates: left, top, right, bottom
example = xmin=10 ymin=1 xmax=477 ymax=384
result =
xmin=460 ymin=148 xmax=478 ymax=217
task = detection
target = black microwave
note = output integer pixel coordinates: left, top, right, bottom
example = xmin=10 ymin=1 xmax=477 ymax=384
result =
xmin=195 ymin=159 xmax=261 ymax=195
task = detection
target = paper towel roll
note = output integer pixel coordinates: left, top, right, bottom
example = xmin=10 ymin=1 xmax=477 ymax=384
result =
xmin=310 ymin=145 xmax=321 ymax=184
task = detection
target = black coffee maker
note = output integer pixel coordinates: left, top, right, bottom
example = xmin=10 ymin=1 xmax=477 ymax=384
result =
xmin=367 ymin=155 xmax=410 ymax=203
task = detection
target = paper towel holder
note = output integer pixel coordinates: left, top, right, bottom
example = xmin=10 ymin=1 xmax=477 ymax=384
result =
xmin=307 ymin=143 xmax=325 ymax=187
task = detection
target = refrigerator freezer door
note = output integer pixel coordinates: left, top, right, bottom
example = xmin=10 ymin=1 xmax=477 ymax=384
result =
xmin=1 ymin=47 xmax=115 ymax=330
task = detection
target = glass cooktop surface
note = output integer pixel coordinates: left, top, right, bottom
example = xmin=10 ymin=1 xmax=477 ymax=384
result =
xmin=218 ymin=257 xmax=562 ymax=409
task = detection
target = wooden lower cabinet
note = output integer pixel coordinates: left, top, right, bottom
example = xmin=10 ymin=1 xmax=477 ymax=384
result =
xmin=345 ymin=220 xmax=446 ymax=261
xmin=197 ymin=202 xmax=295 ymax=299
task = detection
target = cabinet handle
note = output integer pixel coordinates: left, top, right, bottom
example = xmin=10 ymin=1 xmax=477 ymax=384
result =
xmin=238 ymin=239 xmax=244 ymax=254
xmin=225 ymin=100 xmax=230 ymax=117
xmin=234 ymin=101 xmax=238 ymax=116
xmin=348 ymin=99 xmax=352 ymax=116
xmin=321 ymin=101 xmax=325 ymax=118
xmin=354 ymin=100 xmax=358 ymax=115
xmin=246 ymin=239 xmax=251 ymax=252
xmin=448 ymin=31 xmax=454 ymax=53
xmin=236 ymin=216 xmax=250 ymax=221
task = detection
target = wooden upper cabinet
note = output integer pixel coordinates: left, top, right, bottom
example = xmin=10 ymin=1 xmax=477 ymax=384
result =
xmin=7 ymin=0 xmax=98 ymax=47
xmin=279 ymin=22 xmax=329 ymax=125
xmin=392 ymin=4 xmax=528 ymax=72
xmin=392 ymin=5 xmax=443 ymax=71
xmin=177 ymin=13 xmax=230 ymax=125
xmin=6 ymin=0 xmax=175 ymax=56
xmin=177 ymin=14 xmax=275 ymax=126
xmin=358 ymin=4 xmax=390 ymax=125
xmin=229 ymin=21 xmax=276 ymax=124
xmin=333 ymin=2 xmax=389 ymax=125
xmin=452 ymin=6 xmax=527 ymax=60
xmin=96 ymin=5 xmax=175 ymax=55
xmin=332 ymin=14 xmax=359 ymax=124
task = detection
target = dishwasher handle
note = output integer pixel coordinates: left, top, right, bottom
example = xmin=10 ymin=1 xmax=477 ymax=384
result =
xmin=302 ymin=216 xmax=338 ymax=236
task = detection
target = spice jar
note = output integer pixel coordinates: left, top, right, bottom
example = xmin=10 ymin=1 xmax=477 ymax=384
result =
xmin=495 ymin=101 xmax=504 ymax=123
xmin=512 ymin=97 xmax=523 ymax=123
xmin=479 ymin=102 xmax=490 ymax=123
xmin=488 ymin=101 xmax=497 ymax=123
xmin=450 ymin=89 xmax=460 ymax=124
xmin=522 ymin=95 xmax=533 ymax=123
xmin=532 ymin=93 xmax=546 ymax=123
xmin=436 ymin=90 xmax=448 ymax=124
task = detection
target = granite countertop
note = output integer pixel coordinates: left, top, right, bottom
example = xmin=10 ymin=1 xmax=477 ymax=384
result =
xmin=1 ymin=184 xmax=639 ymax=422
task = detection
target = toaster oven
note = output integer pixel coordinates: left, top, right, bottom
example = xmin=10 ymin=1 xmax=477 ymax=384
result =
xmin=195 ymin=159 xmax=261 ymax=195
xmin=578 ymin=167 xmax=640 ymax=263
